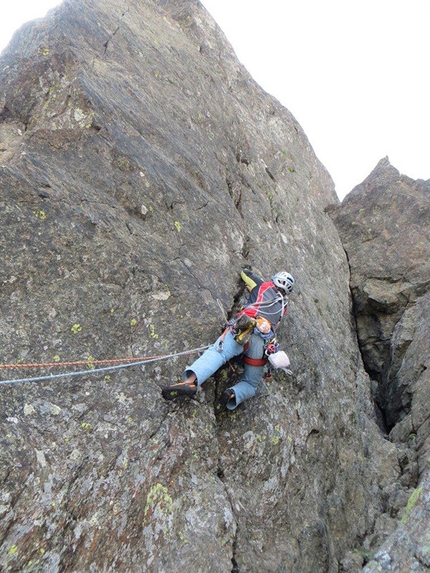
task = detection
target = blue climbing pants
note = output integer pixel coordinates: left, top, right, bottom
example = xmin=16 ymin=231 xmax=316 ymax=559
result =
xmin=182 ymin=330 xmax=266 ymax=410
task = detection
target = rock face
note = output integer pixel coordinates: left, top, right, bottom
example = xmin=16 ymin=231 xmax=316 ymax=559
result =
xmin=0 ymin=1 xmax=424 ymax=572
xmin=330 ymin=158 xmax=430 ymax=427
xmin=330 ymin=158 xmax=430 ymax=572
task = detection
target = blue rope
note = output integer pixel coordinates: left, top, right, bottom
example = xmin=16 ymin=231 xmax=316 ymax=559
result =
xmin=0 ymin=345 xmax=210 ymax=386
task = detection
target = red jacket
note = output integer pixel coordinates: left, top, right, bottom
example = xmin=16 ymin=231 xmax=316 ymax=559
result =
xmin=240 ymin=270 xmax=287 ymax=328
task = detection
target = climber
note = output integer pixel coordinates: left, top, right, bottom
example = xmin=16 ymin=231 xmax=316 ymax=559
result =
xmin=161 ymin=269 xmax=294 ymax=414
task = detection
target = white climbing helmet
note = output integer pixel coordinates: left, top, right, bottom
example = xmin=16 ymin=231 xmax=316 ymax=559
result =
xmin=272 ymin=271 xmax=294 ymax=294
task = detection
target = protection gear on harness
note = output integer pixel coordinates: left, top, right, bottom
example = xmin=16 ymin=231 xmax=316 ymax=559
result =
xmin=256 ymin=316 xmax=272 ymax=334
xmin=265 ymin=342 xmax=279 ymax=356
xmin=232 ymin=314 xmax=256 ymax=346
xmin=272 ymin=271 xmax=294 ymax=294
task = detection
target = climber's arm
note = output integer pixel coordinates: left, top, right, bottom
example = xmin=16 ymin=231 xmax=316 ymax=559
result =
xmin=241 ymin=269 xmax=262 ymax=292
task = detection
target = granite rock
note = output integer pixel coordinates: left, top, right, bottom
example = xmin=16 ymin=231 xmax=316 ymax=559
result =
xmin=331 ymin=157 xmax=430 ymax=572
xmin=0 ymin=2 xmax=418 ymax=572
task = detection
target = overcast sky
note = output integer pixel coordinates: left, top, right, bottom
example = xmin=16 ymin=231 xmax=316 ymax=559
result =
xmin=1 ymin=0 xmax=429 ymax=200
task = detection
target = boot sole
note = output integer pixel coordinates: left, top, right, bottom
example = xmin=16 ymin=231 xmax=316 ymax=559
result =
xmin=162 ymin=385 xmax=197 ymax=401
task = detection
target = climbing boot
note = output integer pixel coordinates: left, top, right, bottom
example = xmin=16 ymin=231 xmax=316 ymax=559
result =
xmin=162 ymin=381 xmax=197 ymax=401
xmin=214 ymin=389 xmax=234 ymax=415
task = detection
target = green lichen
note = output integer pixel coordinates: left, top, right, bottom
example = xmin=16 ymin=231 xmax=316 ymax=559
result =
xmin=178 ymin=530 xmax=189 ymax=544
xmin=144 ymin=483 xmax=173 ymax=518
xmin=115 ymin=156 xmax=131 ymax=170
xmin=174 ymin=220 xmax=181 ymax=232
xmin=130 ymin=318 xmax=138 ymax=327
xmin=149 ymin=324 xmax=159 ymax=339
xmin=34 ymin=209 xmax=47 ymax=221
xmin=218 ymin=369 xmax=228 ymax=382
xmin=254 ymin=433 xmax=266 ymax=444
xmin=53 ymin=355 xmax=61 ymax=362
xmin=8 ymin=544 xmax=18 ymax=556
xmin=401 ymin=486 xmax=423 ymax=523
xmin=81 ymin=422 xmax=93 ymax=432
xmin=352 ymin=547 xmax=373 ymax=561
xmin=272 ymin=424 xmax=282 ymax=445
xmin=71 ymin=323 xmax=82 ymax=334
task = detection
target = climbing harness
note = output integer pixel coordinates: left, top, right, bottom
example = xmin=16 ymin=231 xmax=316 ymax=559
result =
xmin=243 ymin=355 xmax=268 ymax=367
xmin=0 ymin=346 xmax=210 ymax=386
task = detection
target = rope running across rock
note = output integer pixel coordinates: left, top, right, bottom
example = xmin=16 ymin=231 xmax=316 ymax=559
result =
xmin=0 ymin=346 xmax=210 ymax=386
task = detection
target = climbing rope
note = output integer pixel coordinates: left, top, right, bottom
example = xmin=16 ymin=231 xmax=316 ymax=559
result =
xmin=243 ymin=292 xmax=288 ymax=318
xmin=0 ymin=345 xmax=210 ymax=386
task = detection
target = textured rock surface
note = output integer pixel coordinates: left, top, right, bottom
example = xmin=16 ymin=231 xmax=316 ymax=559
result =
xmin=330 ymin=159 xmax=430 ymax=422
xmin=0 ymin=2 xmax=416 ymax=572
xmin=363 ymin=473 xmax=430 ymax=573
xmin=330 ymin=158 xmax=430 ymax=572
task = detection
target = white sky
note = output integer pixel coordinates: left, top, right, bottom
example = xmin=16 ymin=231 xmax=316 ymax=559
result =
xmin=1 ymin=0 xmax=429 ymax=199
